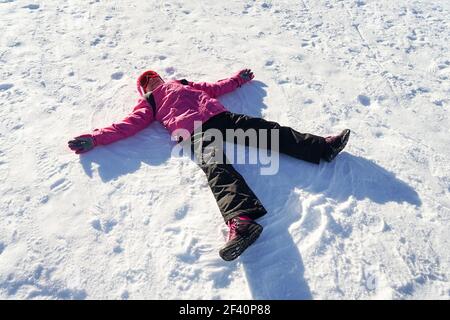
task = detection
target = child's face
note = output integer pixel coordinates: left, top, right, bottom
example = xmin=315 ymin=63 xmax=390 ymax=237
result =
xmin=145 ymin=76 xmax=164 ymax=93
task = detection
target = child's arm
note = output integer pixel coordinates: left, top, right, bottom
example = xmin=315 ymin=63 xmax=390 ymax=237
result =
xmin=186 ymin=69 xmax=254 ymax=98
xmin=68 ymin=101 xmax=154 ymax=153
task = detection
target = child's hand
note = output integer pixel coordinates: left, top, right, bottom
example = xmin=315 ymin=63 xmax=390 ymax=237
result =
xmin=68 ymin=134 xmax=95 ymax=154
xmin=238 ymin=69 xmax=255 ymax=82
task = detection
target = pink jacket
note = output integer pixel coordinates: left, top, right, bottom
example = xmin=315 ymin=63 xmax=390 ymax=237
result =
xmin=91 ymin=71 xmax=250 ymax=146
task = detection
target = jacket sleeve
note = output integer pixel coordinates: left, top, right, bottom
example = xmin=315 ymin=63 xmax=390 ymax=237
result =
xmin=91 ymin=101 xmax=154 ymax=146
xmin=186 ymin=72 xmax=248 ymax=98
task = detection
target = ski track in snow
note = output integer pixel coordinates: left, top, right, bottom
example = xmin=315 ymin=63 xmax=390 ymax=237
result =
xmin=0 ymin=0 xmax=449 ymax=299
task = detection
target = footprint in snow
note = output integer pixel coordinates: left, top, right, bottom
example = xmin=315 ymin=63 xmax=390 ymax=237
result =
xmin=357 ymin=94 xmax=371 ymax=106
xmin=23 ymin=4 xmax=39 ymax=10
xmin=165 ymin=67 xmax=175 ymax=75
xmin=433 ymin=100 xmax=444 ymax=107
xmin=174 ymin=205 xmax=188 ymax=220
xmin=0 ymin=83 xmax=14 ymax=91
xmin=91 ymin=218 xmax=118 ymax=233
xmin=49 ymin=178 xmax=72 ymax=194
xmin=121 ymin=290 xmax=129 ymax=299
xmin=91 ymin=34 xmax=105 ymax=46
xmin=113 ymin=245 xmax=123 ymax=254
xmin=111 ymin=72 xmax=124 ymax=80
xmin=91 ymin=38 xmax=101 ymax=46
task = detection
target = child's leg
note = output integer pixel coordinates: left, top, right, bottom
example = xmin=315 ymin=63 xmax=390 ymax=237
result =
xmin=229 ymin=112 xmax=327 ymax=164
xmin=191 ymin=138 xmax=267 ymax=223
xmin=205 ymin=112 xmax=327 ymax=164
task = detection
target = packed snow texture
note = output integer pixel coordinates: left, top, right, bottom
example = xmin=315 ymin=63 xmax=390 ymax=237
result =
xmin=0 ymin=0 xmax=449 ymax=299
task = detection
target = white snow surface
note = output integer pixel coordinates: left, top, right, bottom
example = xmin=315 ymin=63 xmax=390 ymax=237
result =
xmin=1 ymin=0 xmax=449 ymax=300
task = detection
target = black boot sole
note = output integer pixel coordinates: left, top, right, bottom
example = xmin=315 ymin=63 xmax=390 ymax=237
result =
xmin=219 ymin=223 xmax=263 ymax=261
xmin=325 ymin=129 xmax=351 ymax=162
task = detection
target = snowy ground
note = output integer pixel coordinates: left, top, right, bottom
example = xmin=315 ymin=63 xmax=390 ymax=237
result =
xmin=1 ymin=0 xmax=449 ymax=299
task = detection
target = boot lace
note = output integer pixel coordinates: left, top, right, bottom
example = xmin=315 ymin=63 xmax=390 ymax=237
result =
xmin=227 ymin=219 xmax=239 ymax=241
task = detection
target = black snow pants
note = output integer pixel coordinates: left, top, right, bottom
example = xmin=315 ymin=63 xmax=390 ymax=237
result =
xmin=190 ymin=111 xmax=328 ymax=223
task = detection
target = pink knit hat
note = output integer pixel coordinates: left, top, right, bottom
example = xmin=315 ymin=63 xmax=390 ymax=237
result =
xmin=137 ymin=70 xmax=160 ymax=96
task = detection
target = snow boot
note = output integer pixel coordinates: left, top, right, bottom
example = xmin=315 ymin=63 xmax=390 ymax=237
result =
xmin=219 ymin=216 xmax=263 ymax=261
xmin=322 ymin=129 xmax=351 ymax=162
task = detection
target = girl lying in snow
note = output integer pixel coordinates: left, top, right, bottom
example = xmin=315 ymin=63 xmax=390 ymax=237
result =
xmin=68 ymin=69 xmax=350 ymax=261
